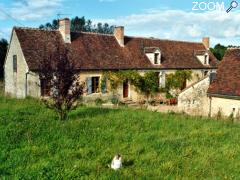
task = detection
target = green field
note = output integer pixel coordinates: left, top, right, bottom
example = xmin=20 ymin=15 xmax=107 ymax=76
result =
xmin=1 ymin=96 xmax=240 ymax=179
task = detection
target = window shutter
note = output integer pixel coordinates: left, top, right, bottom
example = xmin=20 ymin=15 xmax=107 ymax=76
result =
xmin=101 ymin=77 xmax=107 ymax=94
xmin=86 ymin=77 xmax=92 ymax=94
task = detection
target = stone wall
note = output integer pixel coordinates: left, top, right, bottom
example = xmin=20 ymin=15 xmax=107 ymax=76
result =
xmin=210 ymin=97 xmax=240 ymax=118
xmin=178 ymin=77 xmax=210 ymax=116
xmin=4 ymin=30 xmax=29 ymax=98
xmin=27 ymin=72 xmax=41 ymax=98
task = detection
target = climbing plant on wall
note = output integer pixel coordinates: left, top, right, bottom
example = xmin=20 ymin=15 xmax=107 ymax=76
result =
xmin=165 ymin=70 xmax=192 ymax=98
xmin=102 ymin=70 xmax=160 ymax=101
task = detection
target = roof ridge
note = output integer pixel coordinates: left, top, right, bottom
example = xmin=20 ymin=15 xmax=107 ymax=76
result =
xmin=73 ymin=31 xmax=114 ymax=36
xmin=227 ymin=47 xmax=240 ymax=50
xmin=14 ymin=26 xmax=58 ymax=32
xmin=125 ymin=35 xmax=203 ymax=44
xmin=13 ymin=26 xmax=206 ymax=46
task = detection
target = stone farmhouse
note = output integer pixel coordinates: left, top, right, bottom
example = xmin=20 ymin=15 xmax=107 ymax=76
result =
xmin=178 ymin=48 xmax=240 ymax=118
xmin=4 ymin=18 xmax=218 ymax=101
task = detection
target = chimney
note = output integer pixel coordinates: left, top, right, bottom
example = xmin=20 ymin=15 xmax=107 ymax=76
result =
xmin=59 ymin=18 xmax=71 ymax=43
xmin=202 ymin=37 xmax=210 ymax=49
xmin=114 ymin=26 xmax=124 ymax=47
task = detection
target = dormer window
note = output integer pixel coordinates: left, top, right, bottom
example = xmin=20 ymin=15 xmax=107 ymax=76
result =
xmin=144 ymin=47 xmax=161 ymax=65
xmin=195 ymin=50 xmax=209 ymax=66
xmin=204 ymin=54 xmax=208 ymax=65
xmin=154 ymin=53 xmax=159 ymax=64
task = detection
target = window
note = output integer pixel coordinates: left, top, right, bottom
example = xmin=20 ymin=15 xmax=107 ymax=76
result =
xmin=92 ymin=77 xmax=100 ymax=93
xmin=204 ymin=71 xmax=208 ymax=76
xmin=13 ymin=55 xmax=17 ymax=72
xmin=154 ymin=53 xmax=159 ymax=64
xmin=204 ymin=55 xmax=208 ymax=65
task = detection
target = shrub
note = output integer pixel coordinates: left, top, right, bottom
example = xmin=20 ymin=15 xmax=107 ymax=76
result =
xmin=228 ymin=112 xmax=234 ymax=123
xmin=111 ymin=97 xmax=119 ymax=105
xmin=38 ymin=43 xmax=84 ymax=120
xmin=216 ymin=108 xmax=223 ymax=120
xmin=236 ymin=110 xmax=240 ymax=122
xmin=95 ymin=98 xmax=104 ymax=106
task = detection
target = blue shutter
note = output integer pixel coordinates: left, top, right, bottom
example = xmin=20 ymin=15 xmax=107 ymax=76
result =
xmin=86 ymin=77 xmax=92 ymax=94
xmin=101 ymin=77 xmax=107 ymax=94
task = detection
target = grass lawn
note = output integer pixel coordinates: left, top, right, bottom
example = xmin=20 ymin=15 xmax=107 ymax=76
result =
xmin=1 ymin=96 xmax=240 ymax=179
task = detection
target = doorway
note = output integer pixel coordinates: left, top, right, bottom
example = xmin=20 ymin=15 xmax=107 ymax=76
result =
xmin=123 ymin=80 xmax=129 ymax=98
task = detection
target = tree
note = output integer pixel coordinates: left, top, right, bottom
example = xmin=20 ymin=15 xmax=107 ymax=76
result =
xmin=39 ymin=19 xmax=59 ymax=30
xmin=39 ymin=41 xmax=84 ymax=120
xmin=39 ymin=16 xmax=114 ymax=34
xmin=0 ymin=39 xmax=8 ymax=79
xmin=210 ymin=44 xmax=227 ymax=61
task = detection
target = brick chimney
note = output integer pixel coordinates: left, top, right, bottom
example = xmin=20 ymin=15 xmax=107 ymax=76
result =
xmin=202 ymin=37 xmax=210 ymax=49
xmin=114 ymin=26 xmax=124 ymax=47
xmin=59 ymin=18 xmax=71 ymax=43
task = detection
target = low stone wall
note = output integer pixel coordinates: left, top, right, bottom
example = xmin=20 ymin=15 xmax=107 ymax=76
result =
xmin=178 ymin=77 xmax=210 ymax=116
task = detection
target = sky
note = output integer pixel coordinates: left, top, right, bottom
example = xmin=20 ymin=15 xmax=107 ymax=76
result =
xmin=0 ymin=0 xmax=240 ymax=47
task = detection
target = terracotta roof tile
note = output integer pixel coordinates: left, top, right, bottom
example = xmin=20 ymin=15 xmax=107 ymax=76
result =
xmin=208 ymin=49 xmax=240 ymax=97
xmin=14 ymin=27 xmax=218 ymax=71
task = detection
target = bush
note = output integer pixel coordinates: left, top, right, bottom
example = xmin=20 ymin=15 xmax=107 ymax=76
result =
xmin=111 ymin=97 xmax=119 ymax=105
xmin=216 ymin=108 xmax=223 ymax=120
xmin=149 ymin=99 xmax=157 ymax=106
xmin=228 ymin=112 xmax=234 ymax=123
xmin=95 ymin=98 xmax=105 ymax=106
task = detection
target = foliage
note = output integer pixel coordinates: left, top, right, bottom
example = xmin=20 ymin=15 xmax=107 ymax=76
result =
xmin=39 ymin=16 xmax=114 ymax=34
xmin=38 ymin=40 xmax=84 ymax=120
xmin=216 ymin=108 xmax=223 ymax=120
xmin=210 ymin=44 xmax=227 ymax=61
xmin=165 ymin=70 xmax=192 ymax=98
xmin=39 ymin=19 xmax=59 ymax=30
xmin=103 ymin=71 xmax=159 ymax=100
xmin=2 ymin=97 xmax=240 ymax=178
xmin=111 ymin=96 xmax=120 ymax=105
xmin=228 ymin=112 xmax=234 ymax=123
xmin=0 ymin=38 xmax=8 ymax=79
xmin=134 ymin=71 xmax=160 ymax=99
xmin=95 ymin=98 xmax=105 ymax=106
xmin=236 ymin=110 xmax=240 ymax=122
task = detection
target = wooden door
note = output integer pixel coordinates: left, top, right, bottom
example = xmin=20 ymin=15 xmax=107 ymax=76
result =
xmin=123 ymin=80 xmax=129 ymax=98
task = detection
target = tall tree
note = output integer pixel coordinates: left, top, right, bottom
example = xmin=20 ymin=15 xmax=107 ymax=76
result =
xmin=210 ymin=44 xmax=227 ymax=61
xmin=39 ymin=16 xmax=114 ymax=34
xmin=0 ymin=39 xmax=8 ymax=79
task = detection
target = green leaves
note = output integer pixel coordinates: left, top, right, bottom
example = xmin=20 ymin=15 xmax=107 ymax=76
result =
xmin=103 ymin=70 xmax=160 ymax=98
xmin=166 ymin=70 xmax=192 ymax=91
xmin=210 ymin=44 xmax=227 ymax=61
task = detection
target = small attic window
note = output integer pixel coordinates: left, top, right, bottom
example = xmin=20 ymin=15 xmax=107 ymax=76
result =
xmin=204 ymin=53 xmax=209 ymax=65
xmin=154 ymin=53 xmax=159 ymax=64
xmin=144 ymin=47 xmax=161 ymax=65
xmin=195 ymin=50 xmax=209 ymax=66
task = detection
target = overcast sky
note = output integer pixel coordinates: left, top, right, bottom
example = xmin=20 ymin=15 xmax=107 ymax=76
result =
xmin=0 ymin=0 xmax=239 ymax=47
